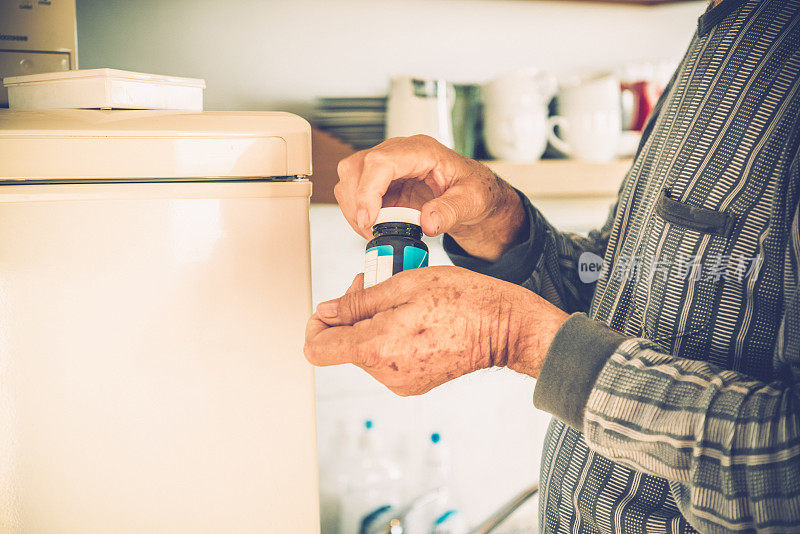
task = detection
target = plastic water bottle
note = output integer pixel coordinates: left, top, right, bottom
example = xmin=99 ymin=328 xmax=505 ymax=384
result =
xmin=338 ymin=420 xmax=402 ymax=534
xmin=426 ymin=433 xmax=449 ymax=492
xmin=425 ymin=433 xmax=466 ymax=534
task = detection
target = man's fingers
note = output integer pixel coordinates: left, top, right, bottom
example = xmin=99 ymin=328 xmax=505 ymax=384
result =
xmin=315 ymin=274 xmax=408 ymax=326
xmin=305 ymin=312 xmax=331 ymax=341
xmin=338 ymin=136 xmax=498 ymax=239
xmin=354 ymin=138 xmax=441 ymax=233
xmin=316 ymin=273 xmax=365 ymax=325
xmin=304 ymin=313 xmax=392 ymax=367
xmin=336 ymin=138 xmax=413 ymax=239
xmin=337 ymin=277 xmax=410 ymax=325
xmin=336 ymin=152 xmax=370 ymax=239
xmin=421 ymin=183 xmax=486 ymax=236
xmin=304 ymin=321 xmax=365 ymax=367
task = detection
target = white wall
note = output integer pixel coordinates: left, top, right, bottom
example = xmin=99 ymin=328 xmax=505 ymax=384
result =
xmin=76 ymin=0 xmax=704 ymax=117
xmin=75 ymin=1 xmax=705 ymax=531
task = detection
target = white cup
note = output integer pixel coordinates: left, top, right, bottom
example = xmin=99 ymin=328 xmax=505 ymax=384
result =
xmin=548 ymin=73 xmax=621 ymax=162
xmin=483 ymin=69 xmax=556 ymax=162
xmin=386 ymin=76 xmax=455 ymax=148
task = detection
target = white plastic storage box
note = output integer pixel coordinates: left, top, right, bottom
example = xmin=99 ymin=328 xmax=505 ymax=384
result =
xmin=3 ymin=68 xmax=205 ymax=111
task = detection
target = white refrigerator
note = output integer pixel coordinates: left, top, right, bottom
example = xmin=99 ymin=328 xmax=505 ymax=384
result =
xmin=0 ymin=109 xmax=320 ymax=533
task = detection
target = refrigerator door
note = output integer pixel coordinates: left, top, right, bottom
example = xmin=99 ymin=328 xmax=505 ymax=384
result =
xmin=0 ymin=180 xmax=319 ymax=533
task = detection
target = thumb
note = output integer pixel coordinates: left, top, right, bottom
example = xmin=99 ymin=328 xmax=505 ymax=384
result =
xmin=421 ymin=183 xmax=485 ymax=236
xmin=315 ymin=273 xmax=400 ymax=326
xmin=345 ymin=273 xmax=366 ymax=295
xmin=315 ymin=273 xmax=363 ymax=325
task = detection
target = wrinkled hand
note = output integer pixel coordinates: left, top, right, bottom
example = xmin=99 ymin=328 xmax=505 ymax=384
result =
xmin=304 ymin=266 xmax=568 ymax=396
xmin=335 ymin=135 xmax=526 ymax=262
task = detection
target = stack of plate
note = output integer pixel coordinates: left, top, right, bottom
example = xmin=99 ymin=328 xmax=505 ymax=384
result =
xmin=312 ymin=96 xmax=386 ymax=149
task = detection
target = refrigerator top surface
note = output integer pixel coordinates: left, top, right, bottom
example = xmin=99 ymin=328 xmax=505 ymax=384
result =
xmin=0 ymin=109 xmax=312 ymax=181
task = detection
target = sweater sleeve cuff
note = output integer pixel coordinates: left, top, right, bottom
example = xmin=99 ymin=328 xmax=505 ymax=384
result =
xmin=443 ymin=190 xmax=545 ymax=284
xmin=533 ymin=312 xmax=630 ymax=429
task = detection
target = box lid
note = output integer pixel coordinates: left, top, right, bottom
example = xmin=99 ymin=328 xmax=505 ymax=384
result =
xmin=3 ymin=68 xmax=206 ymax=112
xmin=2 ymin=68 xmax=206 ymax=89
xmin=0 ymin=109 xmax=312 ymax=181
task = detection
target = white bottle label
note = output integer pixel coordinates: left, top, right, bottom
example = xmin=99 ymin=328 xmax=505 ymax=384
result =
xmin=364 ymin=246 xmax=394 ymax=288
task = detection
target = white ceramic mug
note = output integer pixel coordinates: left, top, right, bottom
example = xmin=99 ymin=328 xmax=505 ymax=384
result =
xmin=483 ymin=69 xmax=556 ymax=162
xmin=548 ymin=73 xmax=621 ymax=162
xmin=386 ymin=76 xmax=455 ymax=148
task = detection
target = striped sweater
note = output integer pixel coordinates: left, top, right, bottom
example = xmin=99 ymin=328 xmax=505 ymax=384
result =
xmin=445 ymin=0 xmax=800 ymax=532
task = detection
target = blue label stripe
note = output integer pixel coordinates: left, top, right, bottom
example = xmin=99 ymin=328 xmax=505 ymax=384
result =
xmin=366 ymin=245 xmax=394 ymax=256
xmin=403 ymin=246 xmax=428 ymax=270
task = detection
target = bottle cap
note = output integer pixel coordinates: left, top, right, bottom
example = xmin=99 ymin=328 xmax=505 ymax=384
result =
xmin=374 ymin=207 xmax=421 ymax=227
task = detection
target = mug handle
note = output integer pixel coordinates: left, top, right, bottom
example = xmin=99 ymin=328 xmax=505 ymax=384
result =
xmin=547 ymin=116 xmax=572 ymax=157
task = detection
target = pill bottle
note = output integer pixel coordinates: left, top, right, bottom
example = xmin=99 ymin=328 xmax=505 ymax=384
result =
xmin=364 ymin=207 xmax=429 ymax=288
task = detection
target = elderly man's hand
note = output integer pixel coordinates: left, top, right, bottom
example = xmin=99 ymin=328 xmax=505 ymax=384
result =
xmin=335 ymin=135 xmax=526 ymax=262
xmin=304 ymin=266 xmax=568 ymax=396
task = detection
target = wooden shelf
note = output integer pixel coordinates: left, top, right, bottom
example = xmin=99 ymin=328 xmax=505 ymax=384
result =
xmin=483 ymin=159 xmax=632 ymax=201
xmin=309 ymin=126 xmax=632 ymax=204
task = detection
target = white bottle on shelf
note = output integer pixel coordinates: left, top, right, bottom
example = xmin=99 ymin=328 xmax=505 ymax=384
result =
xmin=338 ymin=420 xmax=402 ymax=534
